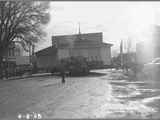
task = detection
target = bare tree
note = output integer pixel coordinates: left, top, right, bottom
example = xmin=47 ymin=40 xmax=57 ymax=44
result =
xmin=0 ymin=1 xmax=50 ymax=60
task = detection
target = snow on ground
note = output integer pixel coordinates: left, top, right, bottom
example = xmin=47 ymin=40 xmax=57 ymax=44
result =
xmin=0 ymin=69 xmax=160 ymax=119
xmin=91 ymin=69 xmax=159 ymax=119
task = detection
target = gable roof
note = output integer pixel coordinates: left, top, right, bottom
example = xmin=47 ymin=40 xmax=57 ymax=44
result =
xmin=35 ymin=46 xmax=57 ymax=56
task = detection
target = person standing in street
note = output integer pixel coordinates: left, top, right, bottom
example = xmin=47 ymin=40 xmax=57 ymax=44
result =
xmin=61 ymin=69 xmax=65 ymax=84
xmin=60 ymin=60 xmax=66 ymax=84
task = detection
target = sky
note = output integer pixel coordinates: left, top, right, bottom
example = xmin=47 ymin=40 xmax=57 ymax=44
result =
xmin=36 ymin=1 xmax=160 ymax=56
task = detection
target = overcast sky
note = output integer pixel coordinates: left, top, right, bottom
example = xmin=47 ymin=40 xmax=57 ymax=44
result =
xmin=36 ymin=2 xmax=160 ymax=56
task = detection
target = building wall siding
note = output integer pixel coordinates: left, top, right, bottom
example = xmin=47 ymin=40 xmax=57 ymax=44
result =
xmin=37 ymin=55 xmax=57 ymax=69
xmin=52 ymin=32 xmax=103 ymax=48
xmin=69 ymin=48 xmax=88 ymax=57
xmin=87 ymin=48 xmax=101 ymax=61
xmin=100 ymin=47 xmax=111 ymax=65
xmin=57 ymin=47 xmax=111 ymax=65
xmin=68 ymin=47 xmax=101 ymax=61
xmin=58 ymin=49 xmax=70 ymax=60
xmin=36 ymin=32 xmax=112 ymax=69
xmin=15 ymin=56 xmax=30 ymax=65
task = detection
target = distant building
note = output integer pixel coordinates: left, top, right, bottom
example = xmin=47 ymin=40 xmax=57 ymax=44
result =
xmin=136 ymin=42 xmax=154 ymax=64
xmin=136 ymin=25 xmax=160 ymax=64
xmin=0 ymin=42 xmax=31 ymax=77
xmin=36 ymin=32 xmax=113 ymax=69
xmin=2 ymin=42 xmax=30 ymax=66
xmin=153 ymin=25 xmax=160 ymax=58
xmin=52 ymin=32 xmax=113 ymax=64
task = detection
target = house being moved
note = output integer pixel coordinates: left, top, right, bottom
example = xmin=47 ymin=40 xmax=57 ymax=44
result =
xmin=36 ymin=32 xmax=113 ymax=70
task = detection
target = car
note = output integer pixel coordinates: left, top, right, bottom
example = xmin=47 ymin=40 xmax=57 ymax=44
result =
xmin=142 ymin=57 xmax=160 ymax=80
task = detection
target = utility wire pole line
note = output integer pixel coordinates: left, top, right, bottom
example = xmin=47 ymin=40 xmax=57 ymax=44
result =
xmin=120 ymin=39 xmax=123 ymax=69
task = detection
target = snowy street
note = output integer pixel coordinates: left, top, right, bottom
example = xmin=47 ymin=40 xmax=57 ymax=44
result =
xmin=0 ymin=69 xmax=160 ymax=119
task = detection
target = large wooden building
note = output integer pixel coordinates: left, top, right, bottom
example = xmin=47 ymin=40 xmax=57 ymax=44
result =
xmin=36 ymin=32 xmax=113 ymax=69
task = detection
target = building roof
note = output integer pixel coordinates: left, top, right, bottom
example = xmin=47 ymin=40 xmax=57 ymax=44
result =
xmin=36 ymin=32 xmax=113 ymax=56
xmin=53 ymin=32 xmax=102 ymax=43
xmin=52 ymin=32 xmax=113 ymax=48
xmin=35 ymin=46 xmax=57 ymax=56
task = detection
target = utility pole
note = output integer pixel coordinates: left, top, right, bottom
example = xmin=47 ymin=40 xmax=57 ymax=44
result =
xmin=126 ymin=37 xmax=132 ymax=71
xmin=78 ymin=22 xmax=81 ymax=35
xmin=78 ymin=22 xmax=82 ymax=41
xmin=120 ymin=39 xmax=123 ymax=69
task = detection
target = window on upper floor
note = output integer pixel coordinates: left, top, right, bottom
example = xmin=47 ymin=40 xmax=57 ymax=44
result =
xmin=91 ymin=56 xmax=94 ymax=61
xmin=8 ymin=49 xmax=12 ymax=56
xmin=15 ymin=48 xmax=21 ymax=56
xmin=8 ymin=48 xmax=15 ymax=57
xmin=12 ymin=49 xmax=15 ymax=56
xmin=95 ymin=56 xmax=98 ymax=61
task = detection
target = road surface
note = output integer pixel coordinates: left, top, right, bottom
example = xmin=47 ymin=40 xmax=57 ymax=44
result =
xmin=0 ymin=69 xmax=160 ymax=119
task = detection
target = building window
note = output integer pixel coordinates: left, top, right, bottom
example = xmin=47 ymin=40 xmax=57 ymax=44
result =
xmin=88 ymin=57 xmax=90 ymax=61
xmin=91 ymin=56 xmax=94 ymax=61
xmin=15 ymin=48 xmax=20 ymax=56
xmin=8 ymin=48 xmax=15 ymax=56
xmin=8 ymin=48 xmax=14 ymax=56
xmin=8 ymin=49 xmax=12 ymax=56
xmin=87 ymin=57 xmax=89 ymax=61
xmin=95 ymin=56 xmax=98 ymax=61
xmin=11 ymin=48 xmax=15 ymax=56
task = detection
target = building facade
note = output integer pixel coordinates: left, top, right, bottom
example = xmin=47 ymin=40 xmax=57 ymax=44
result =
xmin=3 ymin=42 xmax=30 ymax=65
xmin=52 ymin=32 xmax=112 ymax=65
xmin=35 ymin=47 xmax=58 ymax=69
xmin=36 ymin=32 xmax=113 ymax=69
xmin=0 ymin=42 xmax=32 ymax=78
